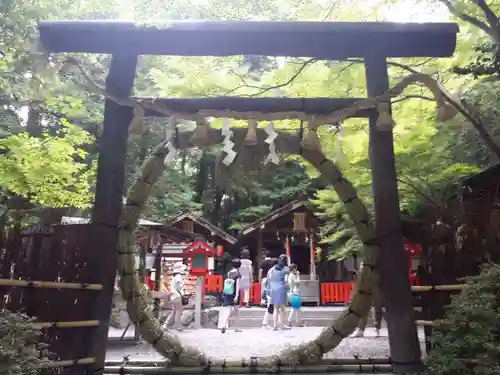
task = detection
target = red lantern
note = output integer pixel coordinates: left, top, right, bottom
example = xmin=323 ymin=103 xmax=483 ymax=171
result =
xmin=184 ymin=240 xmax=214 ymax=277
xmin=216 ymin=245 xmax=224 ymax=257
xmin=404 ymin=242 xmax=422 ymax=257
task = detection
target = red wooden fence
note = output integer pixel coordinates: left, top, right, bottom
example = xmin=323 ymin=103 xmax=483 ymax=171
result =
xmin=202 ymin=274 xmax=421 ymax=305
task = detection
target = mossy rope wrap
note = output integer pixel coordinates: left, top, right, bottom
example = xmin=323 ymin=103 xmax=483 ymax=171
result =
xmin=117 ymin=141 xmax=380 ymax=366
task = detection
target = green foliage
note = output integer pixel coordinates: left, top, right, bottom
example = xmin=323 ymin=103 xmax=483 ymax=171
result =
xmin=0 ymin=120 xmax=96 ymax=209
xmin=228 ymin=161 xmax=315 ymax=230
xmin=0 ymin=0 xmax=498 ymax=247
xmin=148 ymin=167 xmax=203 ymax=221
xmin=426 ymin=263 xmax=500 ymax=375
xmin=0 ymin=310 xmax=48 ymax=375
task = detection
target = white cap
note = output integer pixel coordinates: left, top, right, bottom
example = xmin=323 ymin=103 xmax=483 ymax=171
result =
xmin=172 ymin=261 xmax=187 ymax=274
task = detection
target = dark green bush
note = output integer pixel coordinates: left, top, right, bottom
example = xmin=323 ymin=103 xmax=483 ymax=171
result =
xmin=426 ymin=263 xmax=500 ymax=375
xmin=0 ymin=310 xmax=48 ymax=375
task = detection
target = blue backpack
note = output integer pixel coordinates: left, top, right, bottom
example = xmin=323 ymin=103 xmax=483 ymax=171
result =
xmin=223 ymin=278 xmax=235 ymax=295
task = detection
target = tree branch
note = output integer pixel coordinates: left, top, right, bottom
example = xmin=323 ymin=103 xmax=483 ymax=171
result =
xmin=397 ymin=177 xmax=441 ymax=208
xmin=472 ymin=0 xmax=499 ymax=32
xmin=345 ymin=58 xmax=435 ymax=75
xmin=438 ymin=0 xmax=495 ymax=37
xmin=223 ymin=58 xmax=317 ymax=96
xmin=392 ymin=94 xmax=434 ymax=104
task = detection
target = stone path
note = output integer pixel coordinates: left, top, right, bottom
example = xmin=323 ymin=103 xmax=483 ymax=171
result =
xmin=106 ymin=327 xmax=427 ymax=362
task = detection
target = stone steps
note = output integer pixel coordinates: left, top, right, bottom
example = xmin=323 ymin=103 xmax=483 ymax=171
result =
xmin=224 ymin=306 xmax=375 ymax=328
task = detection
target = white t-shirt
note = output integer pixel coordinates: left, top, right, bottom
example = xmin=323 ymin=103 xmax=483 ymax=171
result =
xmin=171 ymin=274 xmax=184 ymax=300
xmin=239 ymin=259 xmax=253 ymax=288
xmin=287 ymin=271 xmax=300 ymax=295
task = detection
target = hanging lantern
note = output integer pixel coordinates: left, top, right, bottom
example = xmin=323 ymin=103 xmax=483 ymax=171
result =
xmin=216 ymin=245 xmax=224 ymax=257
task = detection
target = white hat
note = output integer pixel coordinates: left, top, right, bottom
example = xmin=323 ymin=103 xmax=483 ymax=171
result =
xmin=172 ymin=262 xmax=187 ymax=274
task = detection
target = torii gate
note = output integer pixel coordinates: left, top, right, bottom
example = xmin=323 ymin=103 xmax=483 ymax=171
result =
xmin=39 ymin=20 xmax=458 ymax=374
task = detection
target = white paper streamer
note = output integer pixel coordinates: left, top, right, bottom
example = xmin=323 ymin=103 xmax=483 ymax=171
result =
xmin=164 ymin=118 xmax=178 ymax=166
xmin=221 ymin=118 xmax=237 ymax=166
xmin=264 ymin=121 xmax=279 ymax=165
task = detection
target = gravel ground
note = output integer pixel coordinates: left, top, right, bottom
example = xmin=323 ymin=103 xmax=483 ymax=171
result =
xmin=106 ymin=327 xmax=427 ymax=362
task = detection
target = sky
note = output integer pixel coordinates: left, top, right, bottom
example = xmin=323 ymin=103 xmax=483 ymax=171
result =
xmin=380 ymin=0 xmax=449 ymax=23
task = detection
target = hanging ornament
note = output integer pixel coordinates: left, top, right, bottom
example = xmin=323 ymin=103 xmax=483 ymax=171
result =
xmin=128 ymin=104 xmax=145 ymax=135
xmin=264 ymin=121 xmax=279 ymax=165
xmin=190 ymin=117 xmax=211 ymax=147
xmin=244 ymin=119 xmax=258 ymax=146
xmin=164 ymin=118 xmax=177 ymax=166
xmin=436 ymin=96 xmax=458 ymax=122
xmin=375 ymin=102 xmax=395 ymax=131
xmin=301 ymin=118 xmax=321 ymax=151
xmin=221 ymin=118 xmax=237 ymax=166
xmin=422 ymin=75 xmax=459 ymax=123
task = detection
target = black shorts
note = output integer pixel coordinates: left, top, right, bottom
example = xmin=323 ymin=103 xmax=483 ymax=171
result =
xmin=223 ymin=293 xmax=240 ymax=306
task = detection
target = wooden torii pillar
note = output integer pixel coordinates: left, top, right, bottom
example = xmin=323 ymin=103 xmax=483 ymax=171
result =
xmin=39 ymin=20 xmax=458 ymax=374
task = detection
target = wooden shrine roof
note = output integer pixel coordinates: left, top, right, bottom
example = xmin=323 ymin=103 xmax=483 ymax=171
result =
xmin=240 ymin=200 xmax=319 ymax=236
xmin=39 ymin=20 xmax=458 ymax=59
xmin=61 ymin=216 xmax=197 ymax=243
xmin=462 ymin=164 xmax=500 ymax=192
xmin=164 ymin=212 xmax=237 ymax=245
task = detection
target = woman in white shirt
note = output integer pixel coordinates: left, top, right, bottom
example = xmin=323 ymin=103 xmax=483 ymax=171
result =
xmin=239 ymin=248 xmax=253 ymax=307
xmin=169 ymin=262 xmax=186 ymax=331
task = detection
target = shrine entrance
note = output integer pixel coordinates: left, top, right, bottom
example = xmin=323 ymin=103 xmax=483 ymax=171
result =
xmin=39 ymin=20 xmax=459 ymax=374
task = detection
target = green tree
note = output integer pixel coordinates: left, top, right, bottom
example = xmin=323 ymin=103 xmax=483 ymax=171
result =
xmin=426 ymin=263 xmax=500 ymax=375
xmin=0 ymin=119 xmax=96 ymax=209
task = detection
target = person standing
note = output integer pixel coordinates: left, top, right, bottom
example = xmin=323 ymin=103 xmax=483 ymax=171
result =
xmin=268 ymin=254 xmax=290 ymax=331
xmin=239 ymin=248 xmax=253 ymax=307
xmin=169 ymin=262 xmax=187 ymax=332
xmin=261 ymin=257 xmax=278 ymax=328
xmin=259 ymin=249 xmax=272 ymax=303
xmin=287 ymin=263 xmax=302 ymax=327
xmin=219 ymin=258 xmax=243 ymax=333
xmin=350 ymin=262 xmax=384 ymax=338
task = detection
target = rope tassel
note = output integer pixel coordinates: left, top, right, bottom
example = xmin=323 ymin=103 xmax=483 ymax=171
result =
xmin=301 ymin=119 xmax=321 ymax=151
xmin=128 ymin=105 xmax=145 ymax=135
xmin=190 ymin=117 xmax=211 ymax=147
xmin=375 ymin=102 xmax=395 ymax=131
xmin=244 ymin=119 xmax=258 ymax=146
xmin=436 ymin=98 xmax=458 ymax=122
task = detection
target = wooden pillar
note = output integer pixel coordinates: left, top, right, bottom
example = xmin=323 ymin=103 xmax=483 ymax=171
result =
xmin=193 ymin=276 xmax=203 ymax=329
xmin=364 ymin=55 xmax=423 ymax=374
xmin=89 ymin=51 xmax=138 ymax=374
xmin=153 ymin=239 xmax=164 ymax=318
xmin=136 ymin=241 xmax=147 ymax=341
xmin=257 ymin=228 xmax=263 ymax=281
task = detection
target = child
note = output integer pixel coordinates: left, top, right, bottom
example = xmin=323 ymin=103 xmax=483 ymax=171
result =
xmin=239 ymin=248 xmax=253 ymax=307
xmin=218 ymin=258 xmax=242 ymax=333
xmin=287 ymin=263 xmax=302 ymax=327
